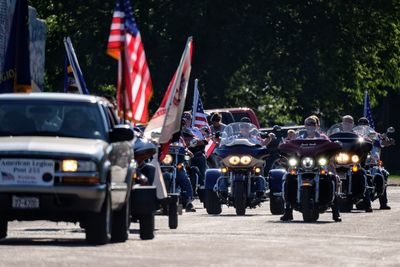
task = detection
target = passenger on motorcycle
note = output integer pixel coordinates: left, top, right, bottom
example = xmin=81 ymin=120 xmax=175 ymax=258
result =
xmin=281 ymin=116 xmax=342 ymax=222
xmin=357 ymin=117 xmax=393 ymax=210
xmin=210 ymin=112 xmax=226 ymax=134
xmin=182 ymin=112 xmax=208 ymax=189
xmin=238 ymin=118 xmax=274 ymax=146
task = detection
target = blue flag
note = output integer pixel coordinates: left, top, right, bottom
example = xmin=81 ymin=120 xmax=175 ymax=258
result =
xmin=363 ymin=90 xmax=375 ymax=129
xmin=0 ymin=0 xmax=31 ymax=93
xmin=63 ymin=37 xmax=89 ymax=94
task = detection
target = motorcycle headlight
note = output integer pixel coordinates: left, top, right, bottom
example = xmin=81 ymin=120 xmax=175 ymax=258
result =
xmin=162 ymin=154 xmax=173 ymax=165
xmin=240 ymin=156 xmax=252 ymax=165
xmin=228 ymin=156 xmax=240 ymax=165
xmin=288 ymin=158 xmax=298 ymax=167
xmin=301 ymin=157 xmax=315 ymax=169
xmin=335 ymin=153 xmax=350 ymax=164
xmin=184 ymin=155 xmax=191 ymax=161
xmin=62 ymin=160 xmax=96 ymax=172
xmin=351 ymin=155 xmax=360 ymax=163
xmin=318 ymin=157 xmax=328 ymax=166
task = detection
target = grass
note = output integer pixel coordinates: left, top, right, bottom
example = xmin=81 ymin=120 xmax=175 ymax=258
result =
xmin=390 ymin=175 xmax=400 ymax=180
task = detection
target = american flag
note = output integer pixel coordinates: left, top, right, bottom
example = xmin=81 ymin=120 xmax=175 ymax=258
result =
xmin=107 ymin=0 xmax=153 ymax=123
xmin=363 ymin=90 xmax=375 ymax=129
xmin=191 ymin=79 xmax=209 ymax=129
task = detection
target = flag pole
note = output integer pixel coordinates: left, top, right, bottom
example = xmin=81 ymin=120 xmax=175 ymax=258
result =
xmin=191 ymin=78 xmax=198 ymax=128
xmin=121 ymin=36 xmax=127 ymax=123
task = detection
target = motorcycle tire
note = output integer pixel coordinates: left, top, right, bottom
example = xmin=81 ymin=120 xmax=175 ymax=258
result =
xmin=338 ymin=197 xmax=353 ymax=212
xmin=0 ymin=218 xmax=7 ymax=239
xmin=301 ymin=186 xmax=319 ymax=222
xmin=205 ymin=189 xmax=222 ymax=215
xmin=270 ymin=192 xmax=284 ymax=215
xmin=139 ymin=214 xmax=155 ymax=240
xmin=168 ymin=201 xmax=178 ymax=229
xmin=234 ymin=182 xmax=247 ymax=216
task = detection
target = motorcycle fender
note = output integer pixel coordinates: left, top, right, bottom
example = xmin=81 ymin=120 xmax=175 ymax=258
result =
xmin=268 ymin=169 xmax=286 ymax=192
xmin=205 ymin=169 xmax=222 ymax=190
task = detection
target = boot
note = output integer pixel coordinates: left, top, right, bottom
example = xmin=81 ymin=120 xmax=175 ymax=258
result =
xmin=280 ymin=207 xmax=293 ymax=221
xmin=185 ymin=202 xmax=196 ymax=212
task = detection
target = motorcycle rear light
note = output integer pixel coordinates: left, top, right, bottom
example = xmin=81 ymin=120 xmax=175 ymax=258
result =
xmin=352 ymin=165 xmax=359 ymax=172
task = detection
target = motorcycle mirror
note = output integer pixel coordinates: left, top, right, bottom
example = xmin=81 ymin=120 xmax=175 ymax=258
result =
xmin=272 ymin=125 xmax=282 ymax=131
xmin=387 ymin=127 xmax=395 ymax=134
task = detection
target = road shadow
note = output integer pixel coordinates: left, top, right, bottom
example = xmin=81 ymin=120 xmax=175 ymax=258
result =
xmin=0 ymin=237 xmax=90 ymax=247
xmin=270 ymin=220 xmax=336 ymax=224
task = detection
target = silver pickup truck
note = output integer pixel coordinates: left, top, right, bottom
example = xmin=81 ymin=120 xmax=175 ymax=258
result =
xmin=0 ymin=93 xmax=155 ymax=245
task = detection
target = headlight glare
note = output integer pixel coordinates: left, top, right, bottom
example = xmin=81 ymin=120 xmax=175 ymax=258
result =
xmin=318 ymin=157 xmax=328 ymax=166
xmin=228 ymin=156 xmax=240 ymax=165
xmin=351 ymin=155 xmax=360 ymax=163
xmin=335 ymin=153 xmax=350 ymax=164
xmin=240 ymin=156 xmax=252 ymax=165
xmin=288 ymin=158 xmax=298 ymax=167
xmin=162 ymin=154 xmax=173 ymax=165
xmin=62 ymin=160 xmax=78 ymax=172
xmin=301 ymin=157 xmax=315 ymax=169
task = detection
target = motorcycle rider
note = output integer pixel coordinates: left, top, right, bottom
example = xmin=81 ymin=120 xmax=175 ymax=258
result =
xmin=181 ymin=112 xmax=208 ymax=189
xmin=210 ymin=112 xmax=226 ymax=134
xmin=357 ymin=117 xmax=392 ymax=210
xmin=281 ymin=116 xmax=342 ymax=222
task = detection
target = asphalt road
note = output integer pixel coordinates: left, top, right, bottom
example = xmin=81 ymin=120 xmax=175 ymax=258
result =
xmin=1 ymin=187 xmax=400 ymax=267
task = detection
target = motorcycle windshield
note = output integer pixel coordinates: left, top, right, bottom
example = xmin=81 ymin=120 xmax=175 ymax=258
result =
xmin=353 ymin=125 xmax=379 ymax=141
xmin=220 ymin=122 xmax=262 ymax=147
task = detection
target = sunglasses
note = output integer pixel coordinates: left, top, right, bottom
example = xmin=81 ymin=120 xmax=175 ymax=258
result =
xmin=305 ymin=122 xmax=316 ymax=126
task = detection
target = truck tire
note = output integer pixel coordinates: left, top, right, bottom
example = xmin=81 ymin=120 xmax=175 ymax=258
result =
xmin=85 ymin=191 xmax=112 ymax=245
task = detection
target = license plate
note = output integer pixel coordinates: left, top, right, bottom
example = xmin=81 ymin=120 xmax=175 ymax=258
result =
xmin=0 ymin=159 xmax=55 ymax=186
xmin=12 ymin=196 xmax=39 ymax=209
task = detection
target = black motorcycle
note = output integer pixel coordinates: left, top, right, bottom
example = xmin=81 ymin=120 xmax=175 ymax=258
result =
xmin=204 ymin=122 xmax=269 ymax=215
xmin=327 ymin=124 xmax=376 ymax=212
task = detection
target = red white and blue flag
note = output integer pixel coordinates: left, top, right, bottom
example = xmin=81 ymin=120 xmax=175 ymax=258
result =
xmin=191 ymin=79 xmax=209 ymax=129
xmin=107 ymin=0 xmax=153 ymax=123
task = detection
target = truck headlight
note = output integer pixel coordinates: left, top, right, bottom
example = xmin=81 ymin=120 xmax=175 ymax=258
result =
xmin=162 ymin=154 xmax=173 ymax=165
xmin=62 ymin=160 xmax=96 ymax=172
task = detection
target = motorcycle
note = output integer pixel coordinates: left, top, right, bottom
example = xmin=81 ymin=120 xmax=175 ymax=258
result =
xmin=160 ymin=140 xmax=198 ymax=227
xmin=203 ymin=122 xmax=269 ymax=215
xmin=353 ymin=125 xmax=396 ymax=209
xmin=278 ymin=138 xmax=341 ymax=222
xmin=129 ymin=128 xmax=157 ymax=239
xmin=327 ymin=124 xmax=374 ymax=212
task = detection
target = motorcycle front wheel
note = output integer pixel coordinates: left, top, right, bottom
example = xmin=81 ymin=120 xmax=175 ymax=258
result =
xmin=301 ymin=186 xmax=319 ymax=222
xmin=234 ymin=182 xmax=247 ymax=216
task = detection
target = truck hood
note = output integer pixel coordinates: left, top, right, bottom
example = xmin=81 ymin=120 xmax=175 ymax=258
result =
xmin=0 ymin=136 xmax=108 ymax=161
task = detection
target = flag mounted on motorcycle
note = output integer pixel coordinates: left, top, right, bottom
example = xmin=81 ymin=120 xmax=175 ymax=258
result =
xmin=107 ymin=0 xmax=153 ymax=123
xmin=144 ymin=37 xmax=193 ymax=149
xmin=63 ymin=37 xmax=89 ymax=94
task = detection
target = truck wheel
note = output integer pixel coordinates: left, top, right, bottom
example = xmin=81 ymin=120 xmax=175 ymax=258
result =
xmin=168 ymin=201 xmax=178 ymax=229
xmin=85 ymin=191 xmax=112 ymax=245
xmin=234 ymin=182 xmax=247 ymax=216
xmin=270 ymin=193 xmax=284 ymax=215
xmin=301 ymin=187 xmax=319 ymax=222
xmin=0 ymin=219 xmax=7 ymax=239
xmin=111 ymin=198 xmax=130 ymax=243
xmin=139 ymin=214 xmax=154 ymax=240
xmin=205 ymin=189 xmax=222 ymax=215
